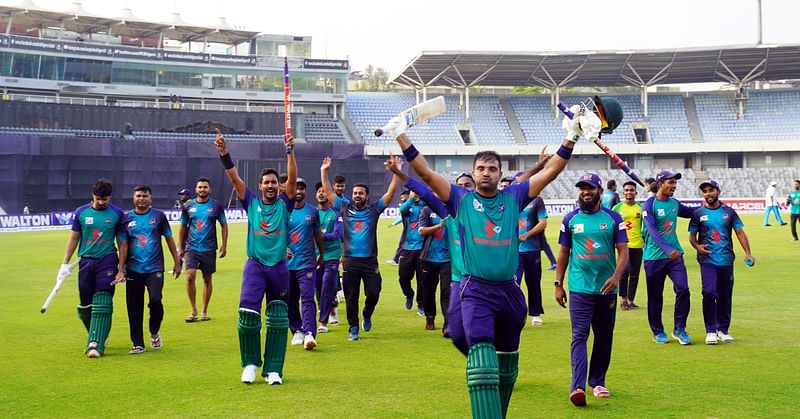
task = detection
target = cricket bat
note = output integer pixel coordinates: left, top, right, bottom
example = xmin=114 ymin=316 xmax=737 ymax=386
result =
xmin=41 ymin=260 xmax=79 ymax=313
xmin=374 ymin=96 xmax=446 ymax=137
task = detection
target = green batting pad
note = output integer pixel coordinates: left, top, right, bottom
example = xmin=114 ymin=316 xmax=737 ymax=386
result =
xmin=86 ymin=292 xmax=113 ymax=354
xmin=497 ymin=351 xmax=519 ymax=419
xmin=466 ymin=342 xmax=502 ymax=419
xmin=237 ymin=309 xmax=262 ymax=368
xmin=77 ymin=305 xmax=92 ymax=332
xmin=263 ymin=300 xmax=288 ymax=377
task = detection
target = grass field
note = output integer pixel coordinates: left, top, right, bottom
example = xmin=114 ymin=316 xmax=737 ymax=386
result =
xmin=1 ymin=214 xmax=798 ymax=418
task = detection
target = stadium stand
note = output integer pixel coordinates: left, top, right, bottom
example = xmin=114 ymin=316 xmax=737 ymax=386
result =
xmin=304 ymin=114 xmax=347 ymax=143
xmin=647 ymin=95 xmax=691 ymax=143
xmin=695 ymin=91 xmax=800 ymax=142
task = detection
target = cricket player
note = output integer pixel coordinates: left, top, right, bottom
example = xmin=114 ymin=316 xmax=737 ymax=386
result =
xmin=642 ymin=170 xmax=695 ymax=345
xmin=59 ymin=178 xmax=126 ymax=358
xmin=787 ymin=179 xmax=800 ymax=240
xmin=333 ymin=174 xmax=351 ymax=204
xmin=555 ymin=173 xmax=628 ymax=407
xmin=763 ymin=181 xmax=786 ymax=226
xmin=178 ymin=177 xmax=228 ymax=322
xmin=516 ymin=196 xmax=548 ymax=326
xmin=120 ymin=185 xmax=181 ymax=354
xmin=315 ymin=182 xmax=343 ymax=333
xmin=398 ymin=191 xmax=426 ymax=314
xmin=612 ymin=181 xmax=644 ymax=310
xmin=384 ymin=101 xmax=596 ymax=418
xmin=286 ymin=178 xmax=324 ymax=350
xmin=320 ymin=156 xmax=401 ymax=342
xmin=602 ymin=180 xmax=620 ymax=209
xmin=418 ymin=201 xmax=451 ymax=332
xmin=689 ymin=180 xmax=754 ymax=344
xmin=214 ymin=129 xmax=296 ymax=385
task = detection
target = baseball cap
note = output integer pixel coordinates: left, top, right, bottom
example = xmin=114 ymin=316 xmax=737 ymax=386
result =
xmin=455 ymin=172 xmax=473 ymax=182
xmin=655 ymin=170 xmax=682 ymax=183
xmin=178 ymin=188 xmax=191 ymax=195
xmin=769 ymin=181 xmax=777 ymax=186
xmin=296 ymin=177 xmax=307 ymax=187
xmin=500 ymin=176 xmax=514 ymax=183
xmin=575 ymin=173 xmax=602 ymax=188
xmin=698 ymin=180 xmax=720 ymax=191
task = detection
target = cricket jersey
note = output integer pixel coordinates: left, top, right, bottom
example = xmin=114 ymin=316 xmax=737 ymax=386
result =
xmin=419 ymin=206 xmax=449 ymax=263
xmin=602 ymin=190 xmax=620 ymax=209
xmin=518 ymin=197 xmax=547 ymax=252
xmin=72 ymin=204 xmax=125 ymax=258
xmin=447 ymin=180 xmax=532 ymax=282
xmin=121 ymin=208 xmax=172 ymax=273
xmin=559 ymin=208 xmax=627 ymax=294
xmin=612 ymin=201 xmax=644 ymax=249
xmin=318 ymin=207 xmax=343 ymax=262
xmin=642 ymin=196 xmax=694 ymax=261
xmin=287 ymin=203 xmax=321 ymax=271
xmin=334 ymin=195 xmax=385 ymax=258
xmin=788 ymin=190 xmax=800 ymax=215
xmin=180 ymin=198 xmax=226 ymax=252
xmin=399 ymin=199 xmax=425 ymax=251
xmin=688 ymin=205 xmax=744 ymax=266
xmin=241 ymin=190 xmax=293 ymax=266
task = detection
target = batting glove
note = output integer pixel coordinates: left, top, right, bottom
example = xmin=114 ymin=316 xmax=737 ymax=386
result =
xmin=562 ymin=105 xmax=583 ymax=142
xmin=57 ymin=263 xmax=72 ymax=281
xmin=386 ymin=116 xmax=408 ymax=138
xmin=579 ymin=111 xmax=602 ymax=141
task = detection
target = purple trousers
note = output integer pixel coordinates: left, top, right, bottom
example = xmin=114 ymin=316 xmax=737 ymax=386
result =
xmin=644 ymin=258 xmax=690 ymax=334
xmin=569 ymin=292 xmax=616 ymax=392
xmin=515 ymin=251 xmax=544 ymax=316
xmin=78 ymin=253 xmax=118 ymax=305
xmin=289 ymin=268 xmax=317 ymax=336
xmin=316 ymin=260 xmax=339 ymax=324
xmin=239 ymin=259 xmax=289 ymax=312
xmin=446 ymin=280 xmax=468 ymax=355
xmin=461 ymin=276 xmax=526 ymax=352
xmin=699 ymin=263 xmax=734 ymax=334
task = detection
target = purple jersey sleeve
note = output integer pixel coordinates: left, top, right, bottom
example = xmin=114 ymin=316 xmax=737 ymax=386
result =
xmin=677 ymin=200 xmax=694 ymax=218
xmin=607 ymin=209 xmax=628 ymax=244
xmin=240 ymin=188 xmax=257 ymax=211
xmin=446 ymin=184 xmax=470 ymax=217
xmin=406 ymin=178 xmax=449 ymax=218
xmin=642 ymin=196 xmax=676 ymax=254
xmin=279 ymin=193 xmax=294 ymax=213
xmin=687 ymin=208 xmax=701 ymax=233
xmin=505 ymin=179 xmax=533 ymax=212
xmin=118 ymin=211 xmax=130 ymax=242
xmin=558 ymin=210 xmax=578 ymax=248
xmin=323 ymin=209 xmax=343 ymax=241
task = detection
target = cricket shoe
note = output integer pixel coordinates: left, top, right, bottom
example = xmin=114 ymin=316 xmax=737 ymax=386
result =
xmin=672 ymin=329 xmax=693 ymax=345
xmin=329 ymin=310 xmax=339 ymax=325
xmin=241 ymin=365 xmax=257 ymax=384
xmin=417 ymin=306 xmax=425 ymax=317
xmin=531 ymin=316 xmax=543 ymax=326
xmin=717 ymin=331 xmax=735 ymax=343
xmin=592 ymin=386 xmax=611 ymax=398
xmin=705 ymin=332 xmax=718 ymax=345
xmin=318 ymin=324 xmax=329 ymax=333
xmin=362 ymin=309 xmax=373 ymax=332
xmin=348 ymin=326 xmax=360 ymax=341
xmin=653 ymin=331 xmax=669 ymax=344
xmin=291 ymin=331 xmax=304 ymax=346
xmin=405 ymin=295 xmax=414 ymax=310
xmin=303 ymin=333 xmax=317 ymax=350
xmin=266 ymin=372 xmax=282 ymax=385
xmin=86 ymin=341 xmax=101 ymax=358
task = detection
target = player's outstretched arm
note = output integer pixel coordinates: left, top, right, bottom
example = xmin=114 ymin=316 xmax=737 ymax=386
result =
xmin=285 ymin=135 xmax=297 ymax=198
xmin=394 ymin=132 xmax=451 ymax=202
xmin=515 ymin=146 xmax=551 ymax=183
xmin=214 ymin=128 xmax=246 ymax=200
xmin=526 ymin=113 xmax=582 ymax=198
xmin=380 ymin=155 xmax=402 ymax=207
xmin=320 ymin=157 xmax=336 ymax=206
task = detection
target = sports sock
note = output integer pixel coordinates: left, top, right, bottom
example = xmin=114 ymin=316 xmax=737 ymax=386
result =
xmin=87 ymin=292 xmax=113 ymax=354
xmin=77 ymin=304 xmax=92 ymax=332
xmin=237 ymin=309 xmax=262 ymax=367
xmin=466 ymin=342 xmax=502 ymax=419
xmin=497 ymin=351 xmax=519 ymax=418
xmin=264 ymin=300 xmax=289 ymax=377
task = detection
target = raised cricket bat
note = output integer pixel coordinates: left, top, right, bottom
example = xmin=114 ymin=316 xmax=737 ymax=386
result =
xmin=374 ymin=96 xmax=446 ymax=137
xmin=41 ymin=260 xmax=79 ymax=313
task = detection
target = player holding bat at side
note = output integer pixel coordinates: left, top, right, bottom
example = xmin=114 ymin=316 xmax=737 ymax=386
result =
xmin=214 ymin=128 xmax=297 ymax=385
xmin=381 ymin=102 xmax=604 ymax=418
xmin=58 ymin=178 xmax=126 ymax=358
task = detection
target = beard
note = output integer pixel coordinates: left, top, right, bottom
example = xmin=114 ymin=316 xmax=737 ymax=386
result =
xmin=579 ymin=193 xmax=601 ymax=212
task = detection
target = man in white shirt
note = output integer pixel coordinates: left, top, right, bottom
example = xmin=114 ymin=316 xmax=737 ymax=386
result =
xmin=763 ymin=181 xmax=787 ymax=226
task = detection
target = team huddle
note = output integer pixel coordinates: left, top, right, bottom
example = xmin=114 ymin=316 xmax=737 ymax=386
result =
xmin=58 ymin=98 xmax=757 ymax=416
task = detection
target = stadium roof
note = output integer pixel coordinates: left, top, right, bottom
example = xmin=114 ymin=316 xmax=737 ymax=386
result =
xmin=0 ymin=1 xmax=259 ymax=45
xmin=389 ymin=44 xmax=800 ymax=89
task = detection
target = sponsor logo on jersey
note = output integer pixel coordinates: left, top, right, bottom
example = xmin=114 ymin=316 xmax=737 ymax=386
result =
xmin=573 ymin=224 xmax=584 ymax=233
xmin=600 ymin=223 xmax=607 ymax=231
xmin=128 ymin=220 xmax=137 ymax=227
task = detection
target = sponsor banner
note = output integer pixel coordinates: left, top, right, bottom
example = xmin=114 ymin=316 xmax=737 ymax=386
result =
xmin=302 ymin=58 xmax=349 ymax=70
xmin=543 ymin=198 xmax=777 ymax=215
xmin=209 ymin=54 xmax=256 ymax=66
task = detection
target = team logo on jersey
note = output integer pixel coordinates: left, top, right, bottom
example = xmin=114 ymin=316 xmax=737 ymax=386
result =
xmin=657 ymin=208 xmax=665 ymax=216
xmin=722 ymin=213 xmax=729 ymax=220
xmin=149 ymin=218 xmax=156 ymax=225
xmin=711 ymin=229 xmax=722 ymax=243
xmin=635 ymin=212 xmax=641 ymax=218
xmin=86 ymin=217 xmax=94 ymax=225
xmin=196 ymin=220 xmax=204 ymax=230
xmin=290 ymin=230 xmax=300 ymax=244
xmin=600 ymin=223 xmax=607 ymax=231
xmin=498 ymin=204 xmax=505 ymax=212
xmin=573 ymin=224 xmax=584 ymax=233
xmin=306 ymin=271 xmax=313 ymax=279
xmin=138 ymin=235 xmax=148 ymax=248
xmin=105 ymin=218 xmax=111 ymax=224
xmin=354 ymin=220 xmax=365 ymax=233
xmin=472 ymin=199 xmax=484 ymax=213
xmin=700 ymin=215 xmax=709 ymax=222
xmin=305 ymin=215 xmax=313 ymax=222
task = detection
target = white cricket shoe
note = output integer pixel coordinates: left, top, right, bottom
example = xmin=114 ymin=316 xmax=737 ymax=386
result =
xmin=329 ymin=310 xmax=339 ymax=325
xmin=241 ymin=364 xmax=257 ymax=384
xmin=303 ymin=333 xmax=317 ymax=350
xmin=290 ymin=331 xmax=304 ymax=346
xmin=705 ymin=332 xmax=718 ymax=345
xmin=532 ymin=316 xmax=543 ymax=326
xmin=318 ymin=324 xmax=329 ymax=333
xmin=266 ymin=372 xmax=282 ymax=385
xmin=717 ymin=332 xmax=735 ymax=343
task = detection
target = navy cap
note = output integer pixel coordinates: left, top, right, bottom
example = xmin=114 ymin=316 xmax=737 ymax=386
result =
xmin=655 ymin=170 xmax=682 ymax=183
xmin=296 ymin=177 xmax=307 ymax=187
xmin=455 ymin=172 xmax=473 ymax=183
xmin=575 ymin=173 xmax=602 ymax=188
xmin=178 ymin=188 xmax=191 ymax=195
xmin=699 ymin=180 xmax=720 ymax=191
xmin=500 ymin=176 xmax=514 ymax=183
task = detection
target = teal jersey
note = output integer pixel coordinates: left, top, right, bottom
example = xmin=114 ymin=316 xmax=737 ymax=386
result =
xmin=180 ymin=198 xmax=226 ymax=252
xmin=318 ymin=207 xmax=343 ymax=262
xmin=287 ymin=203 xmax=321 ymax=271
xmin=419 ymin=206 xmax=449 ymax=263
xmin=242 ymin=189 xmax=293 ymax=266
xmin=399 ymin=199 xmax=425 ymax=251
xmin=602 ymin=190 xmax=620 ymax=209
xmin=518 ymin=197 xmax=548 ymax=252
xmin=72 ymin=204 xmax=124 ymax=258
xmin=559 ymin=208 xmax=627 ymax=294
xmin=120 ymin=208 xmax=172 ymax=273
xmin=642 ymin=196 xmax=695 ymax=261
xmin=446 ymin=181 xmax=532 ymax=282
xmin=688 ymin=205 xmax=744 ymax=266
xmin=788 ymin=191 xmax=800 ymax=215
xmin=444 ymin=216 xmax=464 ymax=283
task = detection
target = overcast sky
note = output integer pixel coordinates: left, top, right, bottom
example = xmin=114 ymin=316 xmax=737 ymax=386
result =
xmin=23 ymin=0 xmax=800 ymax=73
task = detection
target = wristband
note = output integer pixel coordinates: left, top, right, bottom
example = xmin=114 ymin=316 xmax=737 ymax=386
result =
xmin=402 ymin=144 xmax=419 ymax=162
xmin=556 ymin=145 xmax=573 ymax=160
xmin=220 ymin=153 xmax=235 ymax=169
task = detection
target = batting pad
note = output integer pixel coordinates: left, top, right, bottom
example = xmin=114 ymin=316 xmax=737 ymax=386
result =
xmin=263 ymin=300 xmax=289 ymax=377
xmin=87 ymin=292 xmax=113 ymax=354
xmin=237 ymin=309 xmax=262 ymax=368
xmin=466 ymin=342 xmax=502 ymax=419
xmin=497 ymin=351 xmax=519 ymax=419
xmin=77 ymin=304 xmax=92 ymax=332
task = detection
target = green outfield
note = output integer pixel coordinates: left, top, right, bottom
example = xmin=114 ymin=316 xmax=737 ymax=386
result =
xmin=1 ymin=214 xmax=798 ymax=418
